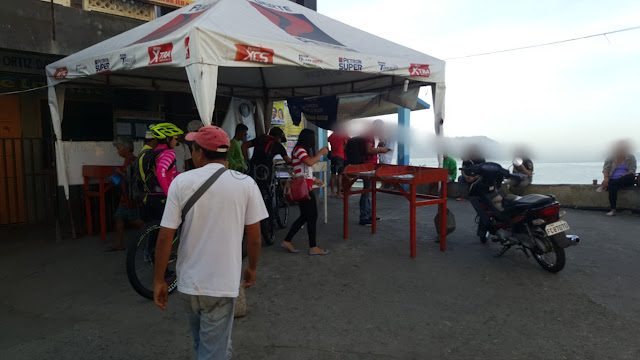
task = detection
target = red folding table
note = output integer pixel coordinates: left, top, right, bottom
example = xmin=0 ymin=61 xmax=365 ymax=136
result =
xmin=342 ymin=164 xmax=449 ymax=258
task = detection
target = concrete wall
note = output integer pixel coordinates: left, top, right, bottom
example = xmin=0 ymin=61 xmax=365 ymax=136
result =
xmin=521 ymin=184 xmax=640 ymax=211
xmin=0 ymin=1 xmax=144 ymax=56
xmin=417 ymin=183 xmax=640 ymax=212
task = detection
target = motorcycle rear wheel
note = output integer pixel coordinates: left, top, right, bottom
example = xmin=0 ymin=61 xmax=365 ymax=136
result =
xmin=531 ymin=234 xmax=566 ymax=273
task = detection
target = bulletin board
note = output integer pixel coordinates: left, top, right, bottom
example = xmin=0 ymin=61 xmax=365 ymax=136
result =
xmin=114 ymin=110 xmax=165 ymax=139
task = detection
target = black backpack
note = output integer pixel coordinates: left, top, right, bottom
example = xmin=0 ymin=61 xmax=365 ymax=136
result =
xmin=123 ymin=155 xmax=145 ymax=203
xmin=138 ymin=147 xmax=175 ymax=195
xmin=345 ymin=137 xmax=366 ymax=165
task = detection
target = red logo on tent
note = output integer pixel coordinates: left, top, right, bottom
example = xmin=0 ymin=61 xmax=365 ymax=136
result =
xmin=129 ymin=4 xmax=212 ymax=45
xmin=148 ymin=43 xmax=174 ymax=65
xmin=185 ymin=37 xmax=190 ymax=59
xmin=409 ymin=64 xmax=430 ymax=77
xmin=54 ymin=67 xmax=68 ymax=80
xmin=249 ymin=2 xmax=344 ymax=47
xmin=235 ymin=44 xmax=274 ymax=64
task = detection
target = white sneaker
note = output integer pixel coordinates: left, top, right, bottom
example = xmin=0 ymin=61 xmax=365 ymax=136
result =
xmin=606 ymin=211 xmax=615 ymax=216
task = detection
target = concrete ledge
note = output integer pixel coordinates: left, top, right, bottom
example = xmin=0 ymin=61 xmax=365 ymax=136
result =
xmin=416 ymin=183 xmax=640 ymax=212
xmin=522 ymin=184 xmax=640 ymax=211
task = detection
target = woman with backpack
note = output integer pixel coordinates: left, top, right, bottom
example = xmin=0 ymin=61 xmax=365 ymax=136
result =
xmin=143 ymin=123 xmax=184 ymax=221
xmin=281 ymin=129 xmax=330 ymax=255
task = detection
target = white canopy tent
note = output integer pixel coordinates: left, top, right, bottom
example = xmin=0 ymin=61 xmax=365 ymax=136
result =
xmin=46 ymin=0 xmax=446 ymax=198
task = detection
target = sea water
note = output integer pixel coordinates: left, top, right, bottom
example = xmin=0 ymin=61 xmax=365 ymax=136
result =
xmin=409 ymin=158 xmax=605 ymax=185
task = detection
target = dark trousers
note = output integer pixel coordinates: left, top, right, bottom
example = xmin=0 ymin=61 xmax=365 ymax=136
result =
xmin=359 ymin=180 xmax=373 ymax=222
xmin=608 ymin=174 xmax=635 ymax=209
xmin=285 ymin=191 xmax=318 ymax=248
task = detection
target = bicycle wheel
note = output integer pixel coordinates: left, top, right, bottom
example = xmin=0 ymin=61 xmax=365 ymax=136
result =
xmin=275 ymin=184 xmax=289 ymax=229
xmin=126 ymin=221 xmax=179 ymax=300
xmin=261 ymin=193 xmax=276 ymax=246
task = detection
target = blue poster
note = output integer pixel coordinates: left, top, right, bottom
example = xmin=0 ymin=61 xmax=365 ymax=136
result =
xmin=287 ymin=95 xmax=338 ymax=130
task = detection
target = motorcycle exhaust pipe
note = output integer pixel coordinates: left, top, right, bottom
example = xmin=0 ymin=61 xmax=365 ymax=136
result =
xmin=566 ymin=235 xmax=580 ymax=246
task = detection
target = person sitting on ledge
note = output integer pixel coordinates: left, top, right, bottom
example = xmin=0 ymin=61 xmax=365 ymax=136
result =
xmin=601 ymin=140 xmax=637 ymax=216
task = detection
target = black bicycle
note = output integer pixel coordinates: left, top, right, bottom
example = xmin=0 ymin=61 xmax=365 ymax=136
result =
xmin=126 ymin=221 xmax=179 ymax=299
xmin=257 ymin=163 xmax=290 ymax=245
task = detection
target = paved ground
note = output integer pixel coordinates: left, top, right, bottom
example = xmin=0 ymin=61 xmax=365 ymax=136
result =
xmin=2 ymin=194 xmax=640 ymax=360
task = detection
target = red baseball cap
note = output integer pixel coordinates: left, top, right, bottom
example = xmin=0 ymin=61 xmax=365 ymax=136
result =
xmin=185 ymin=126 xmax=230 ymax=152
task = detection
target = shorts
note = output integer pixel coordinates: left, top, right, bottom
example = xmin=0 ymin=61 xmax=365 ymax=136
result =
xmin=114 ymin=206 xmax=139 ymax=221
xmin=331 ymin=157 xmax=345 ymax=175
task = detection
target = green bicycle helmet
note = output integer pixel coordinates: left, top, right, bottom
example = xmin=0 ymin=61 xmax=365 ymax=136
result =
xmin=149 ymin=123 xmax=184 ymax=140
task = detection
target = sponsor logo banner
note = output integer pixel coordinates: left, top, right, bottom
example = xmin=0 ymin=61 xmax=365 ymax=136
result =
xmin=235 ymin=44 xmax=274 ymax=64
xmin=185 ymin=37 xmax=190 ymax=59
xmin=94 ymin=58 xmax=110 ymax=73
xmin=338 ymin=57 xmax=362 ymax=71
xmin=249 ymin=0 xmax=356 ymax=52
xmin=75 ymin=64 xmax=88 ymax=72
xmin=130 ymin=3 xmax=212 ymax=45
xmin=378 ymin=61 xmax=398 ymax=71
xmin=299 ymin=54 xmax=322 ymax=67
xmin=148 ymin=43 xmax=174 ymax=65
xmin=54 ymin=67 xmax=68 ymax=80
xmin=120 ymin=54 xmax=136 ymax=67
xmin=409 ymin=63 xmax=430 ymax=77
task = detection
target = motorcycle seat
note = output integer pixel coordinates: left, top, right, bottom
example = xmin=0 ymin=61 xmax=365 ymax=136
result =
xmin=503 ymin=194 xmax=555 ymax=209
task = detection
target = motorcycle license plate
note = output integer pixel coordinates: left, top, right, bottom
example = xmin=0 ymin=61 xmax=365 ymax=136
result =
xmin=545 ymin=221 xmax=570 ymax=236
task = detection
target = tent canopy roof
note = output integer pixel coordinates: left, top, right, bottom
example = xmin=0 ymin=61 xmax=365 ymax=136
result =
xmin=46 ymin=0 xmax=445 ymax=102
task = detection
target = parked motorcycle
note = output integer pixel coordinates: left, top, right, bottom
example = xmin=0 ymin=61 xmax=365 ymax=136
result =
xmin=463 ymin=160 xmax=579 ymax=273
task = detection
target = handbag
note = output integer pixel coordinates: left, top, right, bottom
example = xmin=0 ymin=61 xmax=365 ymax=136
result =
xmin=285 ymin=176 xmax=311 ymax=203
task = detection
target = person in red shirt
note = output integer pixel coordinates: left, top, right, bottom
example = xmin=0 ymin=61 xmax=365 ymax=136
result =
xmin=328 ymin=124 xmax=350 ymax=198
xmin=359 ymin=120 xmax=390 ymax=226
xmin=281 ymin=129 xmax=330 ymax=255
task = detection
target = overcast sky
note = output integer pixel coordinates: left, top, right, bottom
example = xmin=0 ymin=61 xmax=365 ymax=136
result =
xmin=319 ymin=0 xmax=640 ymax=160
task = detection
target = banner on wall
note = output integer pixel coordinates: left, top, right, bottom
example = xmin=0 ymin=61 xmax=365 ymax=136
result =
xmin=287 ymin=96 xmax=338 ymax=131
xmin=271 ymin=101 xmax=304 ymax=155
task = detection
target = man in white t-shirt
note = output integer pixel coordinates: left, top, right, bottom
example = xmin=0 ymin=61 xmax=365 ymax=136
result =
xmin=173 ymin=140 xmax=192 ymax=173
xmin=154 ymin=126 xmax=268 ymax=360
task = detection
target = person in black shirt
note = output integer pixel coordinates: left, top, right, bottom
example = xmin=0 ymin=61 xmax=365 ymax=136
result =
xmin=457 ymin=146 xmax=486 ymax=201
xmin=242 ymin=127 xmax=291 ymax=189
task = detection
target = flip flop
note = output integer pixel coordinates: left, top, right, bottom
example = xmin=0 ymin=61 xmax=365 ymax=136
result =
xmin=104 ymin=247 xmax=125 ymax=252
xmin=280 ymin=242 xmax=300 ymax=253
xmin=309 ymin=249 xmax=329 ymax=256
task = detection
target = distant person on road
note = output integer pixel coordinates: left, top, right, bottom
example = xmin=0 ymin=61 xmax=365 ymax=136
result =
xmin=228 ymin=123 xmax=249 ymax=172
xmin=442 ymin=154 xmax=457 ymax=183
xmin=107 ymin=137 xmax=144 ymax=252
xmin=328 ymin=124 xmax=349 ymax=197
xmin=457 ymin=146 xmax=486 ymax=201
xmin=281 ymin=129 xmax=330 ymax=255
xmin=154 ymin=126 xmax=267 ymax=359
xmin=601 ymin=140 xmax=637 ymax=216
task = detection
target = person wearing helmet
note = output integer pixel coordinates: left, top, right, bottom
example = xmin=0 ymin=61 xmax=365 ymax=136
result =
xmin=142 ymin=123 xmax=184 ymax=220
xmin=242 ymin=127 xmax=291 ymax=189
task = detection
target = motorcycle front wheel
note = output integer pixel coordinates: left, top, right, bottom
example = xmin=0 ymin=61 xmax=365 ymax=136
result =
xmin=531 ymin=232 xmax=566 ymax=273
